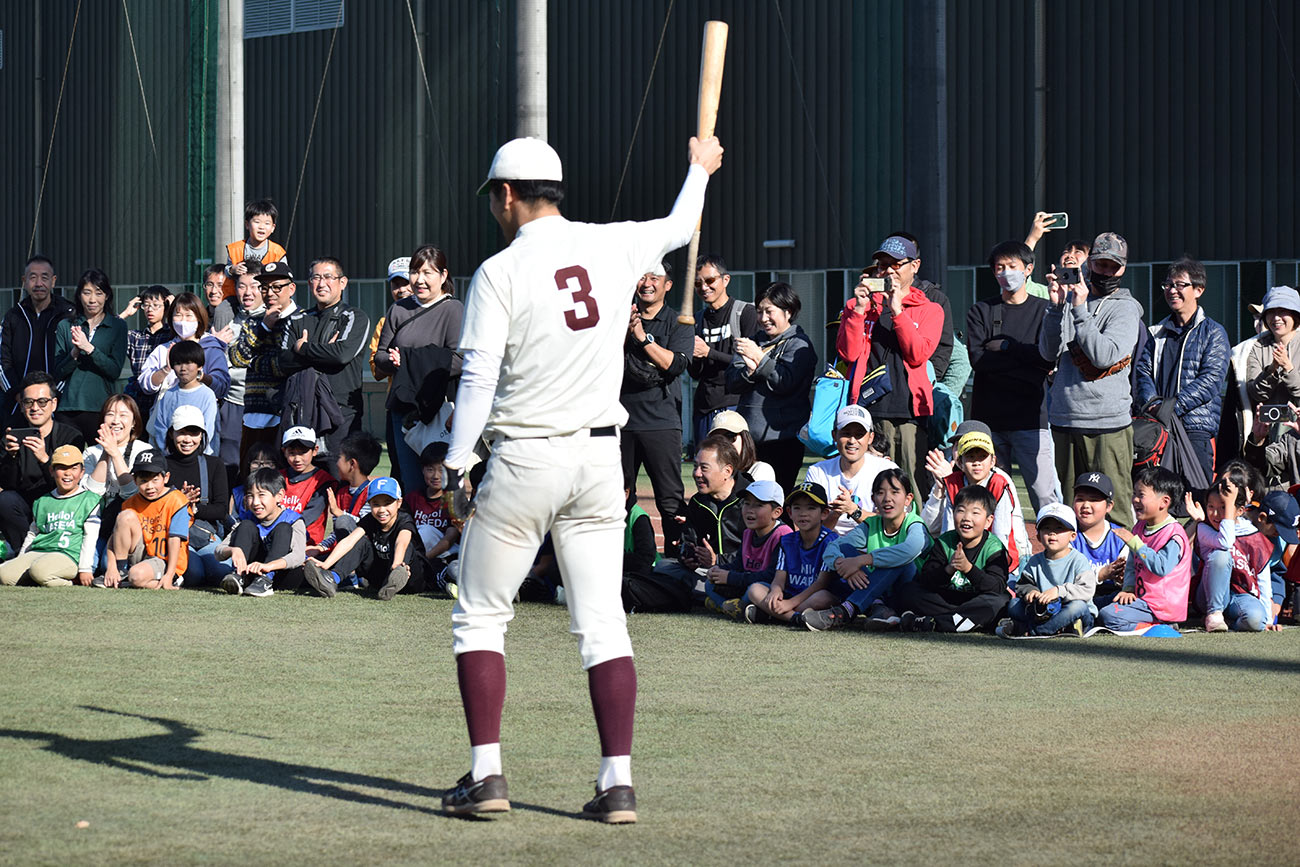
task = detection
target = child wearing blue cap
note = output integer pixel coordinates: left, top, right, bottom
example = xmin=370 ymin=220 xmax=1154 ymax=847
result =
xmin=303 ymin=477 xmax=429 ymax=601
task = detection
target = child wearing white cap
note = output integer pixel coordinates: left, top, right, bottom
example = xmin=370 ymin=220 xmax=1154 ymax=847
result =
xmin=998 ymin=502 xmax=1098 ymax=637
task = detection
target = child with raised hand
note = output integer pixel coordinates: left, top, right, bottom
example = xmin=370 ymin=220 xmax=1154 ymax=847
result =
xmin=1186 ymin=461 xmax=1275 ymax=632
xmin=895 ymin=484 xmax=1011 ymax=633
xmin=1069 ymin=471 xmax=1128 ymax=607
xmin=101 ymin=449 xmax=191 ymax=590
xmin=704 ymin=479 xmax=793 ymax=619
xmin=217 ymin=468 xmax=306 ymax=598
xmin=998 ymin=503 xmax=1097 ymax=637
xmin=740 ymin=482 xmax=839 ymax=627
xmin=804 ymin=468 xmax=931 ymax=632
xmin=302 ymin=477 xmax=428 ymax=601
xmin=0 ymin=445 xmax=101 ymax=587
xmin=1097 ymin=466 xmax=1193 ymax=631
xmin=922 ymin=428 xmax=1031 ymax=574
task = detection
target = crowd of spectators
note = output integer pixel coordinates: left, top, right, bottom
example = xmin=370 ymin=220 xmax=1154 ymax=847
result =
xmin=2 ymin=206 xmax=1297 ymax=635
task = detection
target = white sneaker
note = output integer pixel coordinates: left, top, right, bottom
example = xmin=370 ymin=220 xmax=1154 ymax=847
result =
xmin=1204 ymin=611 xmax=1228 ymax=632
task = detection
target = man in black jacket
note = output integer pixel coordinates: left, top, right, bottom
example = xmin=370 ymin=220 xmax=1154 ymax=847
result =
xmin=620 ymin=260 xmax=693 ymax=555
xmin=0 ymin=372 xmax=85 ymax=552
xmin=685 ymin=254 xmax=758 ymax=447
xmin=965 ymin=240 xmax=1059 ymax=511
xmin=292 ymin=257 xmax=372 ymax=460
xmin=1 ymin=257 xmax=75 ymax=423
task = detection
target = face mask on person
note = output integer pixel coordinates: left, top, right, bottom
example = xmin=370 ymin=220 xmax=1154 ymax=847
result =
xmin=1085 ymin=265 xmax=1122 ymax=295
xmin=172 ymin=318 xmax=198 ymax=338
xmin=996 ymin=269 xmax=1026 ymax=292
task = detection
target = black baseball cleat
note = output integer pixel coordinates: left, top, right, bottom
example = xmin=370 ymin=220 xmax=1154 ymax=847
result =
xmin=442 ymin=772 xmax=510 ymax=816
xmin=582 ymin=784 xmax=637 ymax=824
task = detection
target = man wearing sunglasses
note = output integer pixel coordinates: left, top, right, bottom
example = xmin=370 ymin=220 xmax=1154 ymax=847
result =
xmin=686 ymin=254 xmax=757 ymax=448
xmin=1133 ymin=258 xmax=1230 ymax=479
xmin=0 ymin=372 xmax=86 ymax=554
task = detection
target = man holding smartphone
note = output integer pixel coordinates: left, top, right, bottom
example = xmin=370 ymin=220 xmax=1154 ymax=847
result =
xmin=0 ymin=372 xmax=86 ymax=554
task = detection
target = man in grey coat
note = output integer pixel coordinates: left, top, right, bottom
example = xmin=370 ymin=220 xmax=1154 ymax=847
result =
xmin=1039 ymin=232 xmax=1144 ymax=526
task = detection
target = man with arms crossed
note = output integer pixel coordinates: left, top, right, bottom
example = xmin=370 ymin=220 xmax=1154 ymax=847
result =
xmin=441 ymin=134 xmax=724 ymax=823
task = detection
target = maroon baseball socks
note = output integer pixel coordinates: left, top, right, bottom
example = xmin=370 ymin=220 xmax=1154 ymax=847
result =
xmin=588 ymin=656 xmax=636 ymax=789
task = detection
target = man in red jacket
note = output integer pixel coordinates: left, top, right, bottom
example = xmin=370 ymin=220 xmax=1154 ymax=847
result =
xmin=836 ymin=235 xmax=945 ymax=498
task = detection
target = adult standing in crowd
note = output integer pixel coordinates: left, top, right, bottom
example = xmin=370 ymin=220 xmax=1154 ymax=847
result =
xmin=1245 ymin=286 xmax=1300 ymax=410
xmin=620 ymin=260 xmax=693 ymax=555
xmin=728 ymin=281 xmax=818 ymax=492
xmin=371 ymin=256 xmax=414 ymax=473
xmin=838 ymin=240 xmax=945 ymax=498
xmin=230 ymin=262 xmax=307 ymax=463
xmin=1 ymin=256 xmax=75 ymax=423
xmin=0 ymin=372 xmax=85 ymax=554
xmin=373 ymin=245 xmax=463 ymax=496
xmin=1134 ymin=257 xmax=1230 ymax=479
xmin=686 ymin=254 xmax=757 ymax=447
xmin=293 ymin=257 xmax=371 ymax=460
xmin=1039 ymin=232 xmax=1143 ymax=527
xmin=965 ymin=241 xmax=1058 ymax=511
xmin=136 ymin=292 xmax=231 ymax=402
xmin=212 ymin=272 xmax=265 ymax=483
xmin=53 ymin=269 xmax=129 ymax=442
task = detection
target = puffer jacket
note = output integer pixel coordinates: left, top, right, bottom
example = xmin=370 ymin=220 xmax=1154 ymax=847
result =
xmin=1133 ymin=308 xmax=1231 ymax=436
xmin=726 ymin=323 xmax=818 ymax=442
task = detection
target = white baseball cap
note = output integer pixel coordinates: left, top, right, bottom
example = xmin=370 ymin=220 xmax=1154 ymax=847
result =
xmin=282 ymin=426 xmax=318 ymax=448
xmin=709 ymin=410 xmax=749 ymax=435
xmin=835 ymin=404 xmax=873 ymax=432
xmin=1035 ymin=502 xmax=1078 ymax=532
xmin=387 ymin=257 xmax=411 ymax=282
xmin=742 ymin=479 xmax=784 ymax=506
xmin=170 ymin=404 xmax=206 ymax=432
xmin=477 ymin=137 xmax=563 ymax=195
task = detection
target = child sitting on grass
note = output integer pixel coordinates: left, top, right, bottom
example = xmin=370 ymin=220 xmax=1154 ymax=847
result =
xmin=620 ymin=487 xmax=661 ymax=608
xmin=804 ymin=468 xmax=931 ymax=632
xmin=406 ymin=443 xmax=462 ymax=574
xmin=303 ymin=477 xmax=428 ymax=601
xmin=1069 ymin=471 xmax=1128 ymax=607
xmin=1186 ymin=461 xmax=1274 ymax=633
xmin=1097 ymin=466 xmax=1192 ymax=632
xmin=309 ymin=431 xmax=385 ymax=589
xmin=740 ymin=482 xmax=839 ymax=627
xmin=217 ymin=468 xmax=306 ymax=598
xmin=998 ymin=503 xmax=1097 ymax=637
xmin=705 ymin=479 xmax=792 ymax=618
xmin=279 ymin=427 xmax=334 ymax=546
xmin=895 ymin=484 xmax=1011 ymax=633
xmin=101 ymin=449 xmax=191 ymax=590
xmin=0 ymin=445 xmax=101 ymax=587
xmin=1248 ymin=490 xmax=1300 ymax=631
xmin=922 ymin=428 xmax=1031 ymax=574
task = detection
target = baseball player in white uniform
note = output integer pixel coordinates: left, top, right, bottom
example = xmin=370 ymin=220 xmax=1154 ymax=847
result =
xmin=439 ymin=135 xmax=724 ymax=822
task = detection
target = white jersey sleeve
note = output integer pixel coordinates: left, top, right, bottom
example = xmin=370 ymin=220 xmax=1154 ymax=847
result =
xmin=458 ymin=165 xmax=709 ymax=439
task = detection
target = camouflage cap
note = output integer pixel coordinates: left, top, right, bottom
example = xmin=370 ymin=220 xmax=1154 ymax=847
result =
xmin=1090 ymin=232 xmax=1128 ymax=266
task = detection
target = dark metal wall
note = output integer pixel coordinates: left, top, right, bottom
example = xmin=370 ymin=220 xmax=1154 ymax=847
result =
xmin=947 ymin=0 xmax=1300 ymax=267
xmin=4 ymin=1 xmax=1296 ymax=289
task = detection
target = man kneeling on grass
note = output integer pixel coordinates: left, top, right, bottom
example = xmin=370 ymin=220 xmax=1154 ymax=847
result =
xmin=217 ymin=468 xmax=306 ymax=598
xmin=101 ymin=449 xmax=191 ymax=589
xmin=893 ymin=485 xmax=1011 ymax=632
xmin=0 ymin=445 xmax=100 ymax=587
xmin=302 ymin=477 xmax=430 ymax=601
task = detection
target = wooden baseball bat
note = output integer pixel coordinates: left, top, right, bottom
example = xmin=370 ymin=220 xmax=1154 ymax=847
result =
xmin=678 ymin=20 xmax=728 ymax=326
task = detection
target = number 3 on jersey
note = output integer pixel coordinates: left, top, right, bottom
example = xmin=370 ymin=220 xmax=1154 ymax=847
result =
xmin=554 ymin=266 xmax=600 ymax=331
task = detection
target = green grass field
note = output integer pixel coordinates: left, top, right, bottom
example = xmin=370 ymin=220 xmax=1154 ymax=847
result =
xmin=1 ymin=588 xmax=1297 ymax=865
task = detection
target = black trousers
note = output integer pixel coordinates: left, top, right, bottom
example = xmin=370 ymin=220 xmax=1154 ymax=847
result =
xmin=0 ymin=491 xmax=34 ymax=553
xmin=621 ymin=428 xmax=685 ymax=554
xmin=330 ymin=535 xmax=429 ymax=596
xmin=57 ymin=411 xmax=102 ymax=443
xmin=322 ymin=403 xmax=361 ymax=464
xmin=756 ymin=437 xmax=807 ymax=495
xmin=228 ymin=519 xmax=305 ymax=591
xmin=892 ymin=580 xmax=1009 ymax=632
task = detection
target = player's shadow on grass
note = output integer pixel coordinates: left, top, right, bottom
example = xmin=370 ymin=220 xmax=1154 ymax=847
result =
xmin=0 ymin=706 xmax=578 ymax=820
